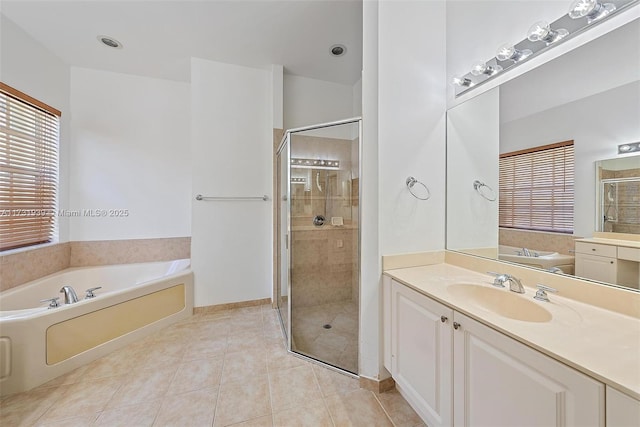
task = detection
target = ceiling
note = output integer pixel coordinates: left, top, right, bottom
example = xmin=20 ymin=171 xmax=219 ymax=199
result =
xmin=1 ymin=0 xmax=363 ymax=85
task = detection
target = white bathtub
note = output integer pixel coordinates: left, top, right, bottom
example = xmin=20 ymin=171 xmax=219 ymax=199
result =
xmin=0 ymin=259 xmax=193 ymax=396
xmin=498 ymin=245 xmax=575 ymax=274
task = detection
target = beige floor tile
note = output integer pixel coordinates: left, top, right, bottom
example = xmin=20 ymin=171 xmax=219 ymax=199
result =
xmin=221 ymin=348 xmax=267 ymax=384
xmin=375 ymin=389 xmax=425 ymax=427
xmin=35 ymin=413 xmax=99 ymax=426
xmin=106 ymin=365 xmax=177 ymax=408
xmin=94 ymin=399 xmax=162 ymax=426
xmin=268 ymin=365 xmax=322 ymax=413
xmin=226 ymin=329 xmax=266 ymax=353
xmin=227 ymin=415 xmax=273 ymax=427
xmin=35 ymin=365 xmax=89 ymax=390
xmin=168 ymin=357 xmax=224 ymax=394
xmin=43 ymin=377 xmax=123 ymax=421
xmin=213 ymin=375 xmax=271 ymax=427
xmin=266 ymin=347 xmax=309 ymax=373
xmin=183 ymin=335 xmax=228 ymax=361
xmin=325 ymin=389 xmax=393 ymax=427
xmin=80 ymin=347 xmax=144 ymax=381
xmin=272 ymin=399 xmax=333 ymax=427
xmin=154 ymin=387 xmax=217 ymax=426
xmin=312 ymin=364 xmax=360 ymax=397
xmin=0 ymin=386 xmax=64 ymax=426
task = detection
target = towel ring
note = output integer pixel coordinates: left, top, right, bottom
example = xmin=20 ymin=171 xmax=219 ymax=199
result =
xmin=473 ymin=180 xmax=496 ymax=201
xmin=406 ymin=176 xmax=431 ymax=201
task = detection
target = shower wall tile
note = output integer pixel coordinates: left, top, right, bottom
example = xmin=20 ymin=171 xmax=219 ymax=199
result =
xmin=69 ymin=237 xmax=191 ymax=267
xmin=499 ymin=229 xmax=578 ymax=255
xmin=0 ymin=243 xmax=71 ymax=292
xmin=290 ymin=227 xmax=357 ymax=308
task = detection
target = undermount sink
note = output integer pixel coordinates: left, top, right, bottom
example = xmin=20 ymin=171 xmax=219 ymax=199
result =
xmin=448 ymin=284 xmax=552 ymax=323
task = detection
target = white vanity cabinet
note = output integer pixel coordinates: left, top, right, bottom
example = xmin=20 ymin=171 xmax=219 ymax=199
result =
xmin=386 ymin=279 xmax=605 ymax=427
xmin=575 ymin=242 xmax=618 ymax=283
xmin=452 ymin=311 xmax=604 ymax=426
xmin=606 ymin=386 xmax=640 ymax=427
xmin=389 ymin=279 xmax=453 ymax=427
xmin=575 ymin=240 xmax=640 ymax=288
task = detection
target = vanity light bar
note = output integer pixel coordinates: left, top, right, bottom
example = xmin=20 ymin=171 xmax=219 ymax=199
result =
xmin=291 ymin=177 xmax=306 ymax=184
xmin=452 ymin=0 xmax=639 ymax=96
xmin=291 ymin=158 xmax=340 ymax=169
xmin=618 ymin=142 xmax=640 ymax=154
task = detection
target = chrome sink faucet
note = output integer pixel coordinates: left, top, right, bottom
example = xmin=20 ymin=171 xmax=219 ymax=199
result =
xmin=60 ymin=285 xmax=79 ymax=304
xmin=488 ymin=272 xmax=526 ymax=294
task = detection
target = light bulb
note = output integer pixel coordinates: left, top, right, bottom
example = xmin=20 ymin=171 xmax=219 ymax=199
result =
xmin=496 ymin=43 xmax=533 ymax=62
xmin=568 ymin=0 xmax=615 ymax=23
xmin=470 ymin=62 xmax=503 ymax=76
xmin=451 ymin=76 xmax=473 ymax=87
xmin=527 ymin=21 xmax=569 ymax=44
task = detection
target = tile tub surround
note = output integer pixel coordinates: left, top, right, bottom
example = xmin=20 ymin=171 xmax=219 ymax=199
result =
xmin=0 ymin=304 xmax=424 ymax=427
xmin=0 ymin=243 xmax=71 ymax=292
xmin=0 ymin=237 xmax=191 ymax=292
xmin=499 ymin=228 xmax=579 ymax=256
xmin=69 ymin=237 xmax=191 ymax=267
xmin=385 ymin=254 xmax=640 ymax=399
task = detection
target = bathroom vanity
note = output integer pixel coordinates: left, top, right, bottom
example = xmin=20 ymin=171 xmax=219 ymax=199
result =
xmin=575 ymin=235 xmax=640 ymax=289
xmin=382 ymin=259 xmax=640 ymax=427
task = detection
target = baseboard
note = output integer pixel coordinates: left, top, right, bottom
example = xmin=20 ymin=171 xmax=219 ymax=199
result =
xmin=193 ymin=297 xmax=272 ymax=314
xmin=359 ymin=376 xmax=396 ymax=393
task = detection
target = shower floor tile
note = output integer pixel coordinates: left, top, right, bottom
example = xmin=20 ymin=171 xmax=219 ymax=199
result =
xmin=0 ymin=304 xmax=423 ymax=427
xmin=291 ymin=300 xmax=359 ymax=373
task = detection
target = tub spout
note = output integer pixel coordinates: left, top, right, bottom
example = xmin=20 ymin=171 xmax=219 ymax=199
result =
xmin=60 ymin=285 xmax=79 ymax=304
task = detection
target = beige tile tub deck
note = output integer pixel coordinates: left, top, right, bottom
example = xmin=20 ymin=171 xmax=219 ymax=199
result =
xmin=0 ymin=304 xmax=421 ymax=427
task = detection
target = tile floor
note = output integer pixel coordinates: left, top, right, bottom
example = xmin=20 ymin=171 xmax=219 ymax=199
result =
xmin=291 ymin=300 xmax=358 ymax=374
xmin=0 ymin=304 xmax=425 ymax=427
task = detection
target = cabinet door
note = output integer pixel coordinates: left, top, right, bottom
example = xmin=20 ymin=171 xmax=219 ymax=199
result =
xmin=575 ymin=253 xmax=617 ymax=283
xmin=453 ymin=312 xmax=604 ymax=427
xmin=391 ymin=280 xmax=453 ymax=427
xmin=606 ymin=386 xmax=640 ymax=427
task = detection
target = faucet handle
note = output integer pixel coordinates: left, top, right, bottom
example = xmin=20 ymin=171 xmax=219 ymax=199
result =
xmin=487 ymin=271 xmax=507 ymax=288
xmin=534 ymin=284 xmax=558 ymax=302
xmin=40 ymin=297 xmax=60 ymax=309
xmin=85 ymin=286 xmax=102 ymax=299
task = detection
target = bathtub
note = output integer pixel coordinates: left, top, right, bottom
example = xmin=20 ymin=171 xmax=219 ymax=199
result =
xmin=498 ymin=245 xmax=575 ymax=274
xmin=0 ymin=259 xmax=193 ymax=396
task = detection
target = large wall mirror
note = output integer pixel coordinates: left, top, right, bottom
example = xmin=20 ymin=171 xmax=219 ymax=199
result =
xmin=446 ymin=14 xmax=640 ymax=291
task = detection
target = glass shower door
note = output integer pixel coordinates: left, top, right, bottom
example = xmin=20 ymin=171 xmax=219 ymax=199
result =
xmin=286 ymin=119 xmax=360 ymax=374
xmin=276 ymin=135 xmax=290 ymax=343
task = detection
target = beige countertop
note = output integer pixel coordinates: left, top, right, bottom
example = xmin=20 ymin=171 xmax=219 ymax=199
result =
xmin=384 ymin=263 xmax=640 ymax=400
xmin=575 ymin=237 xmax=640 ymax=249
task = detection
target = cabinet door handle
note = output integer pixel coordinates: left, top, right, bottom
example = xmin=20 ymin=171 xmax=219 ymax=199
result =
xmin=453 ymin=322 xmax=461 ymax=330
xmin=441 ymin=316 xmax=448 ymax=323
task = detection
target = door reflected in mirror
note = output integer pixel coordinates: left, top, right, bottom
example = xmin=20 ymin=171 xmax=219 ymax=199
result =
xmin=596 ymin=156 xmax=640 ymax=234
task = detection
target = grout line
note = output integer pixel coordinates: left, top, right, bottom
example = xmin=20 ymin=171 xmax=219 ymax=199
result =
xmin=371 ymin=390 xmax=398 ymax=427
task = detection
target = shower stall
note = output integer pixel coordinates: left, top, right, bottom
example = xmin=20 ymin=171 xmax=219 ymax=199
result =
xmin=276 ymin=118 xmax=361 ymax=375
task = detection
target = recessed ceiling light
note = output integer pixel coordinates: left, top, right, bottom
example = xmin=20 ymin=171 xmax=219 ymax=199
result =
xmin=330 ymin=44 xmax=346 ymax=57
xmin=97 ymin=35 xmax=123 ymax=49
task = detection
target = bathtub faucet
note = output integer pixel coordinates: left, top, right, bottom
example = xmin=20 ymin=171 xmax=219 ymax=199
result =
xmin=60 ymin=285 xmax=79 ymax=304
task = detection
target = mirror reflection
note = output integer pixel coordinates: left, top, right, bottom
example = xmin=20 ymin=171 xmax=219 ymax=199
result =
xmin=446 ymin=19 xmax=640 ymax=291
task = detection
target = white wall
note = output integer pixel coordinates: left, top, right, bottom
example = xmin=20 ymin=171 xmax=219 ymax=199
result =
xmin=447 ymin=88 xmax=499 ymax=250
xmin=1 ymin=14 xmax=71 ymax=242
xmin=284 ymin=74 xmax=355 ymax=129
xmin=378 ymin=0 xmax=447 ymax=256
xmin=190 ymin=58 xmax=272 ymax=307
xmin=68 ymin=67 xmax=191 ymax=241
xmin=360 ymin=0 xmax=447 ymax=381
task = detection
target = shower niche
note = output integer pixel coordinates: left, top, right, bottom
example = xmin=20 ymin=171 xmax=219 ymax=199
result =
xmin=276 ymin=118 xmax=361 ymax=375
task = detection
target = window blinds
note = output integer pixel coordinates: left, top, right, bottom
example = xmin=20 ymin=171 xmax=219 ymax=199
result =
xmin=499 ymin=141 xmax=574 ymax=234
xmin=0 ymin=83 xmax=60 ymax=251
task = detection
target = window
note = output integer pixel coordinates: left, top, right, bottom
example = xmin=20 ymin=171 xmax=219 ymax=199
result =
xmin=0 ymin=83 xmax=61 ymax=251
xmin=499 ymin=141 xmax=574 ymax=234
